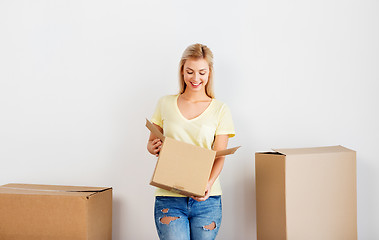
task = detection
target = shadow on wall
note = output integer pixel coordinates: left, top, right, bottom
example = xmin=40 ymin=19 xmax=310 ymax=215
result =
xmin=112 ymin=197 xmax=123 ymax=240
xmin=357 ymin=152 xmax=377 ymax=237
xmin=223 ymin=156 xmax=256 ymax=239
xmin=242 ymin=158 xmax=256 ymax=238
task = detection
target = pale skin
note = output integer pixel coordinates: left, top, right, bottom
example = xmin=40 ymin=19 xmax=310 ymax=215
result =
xmin=147 ymin=57 xmax=229 ymax=202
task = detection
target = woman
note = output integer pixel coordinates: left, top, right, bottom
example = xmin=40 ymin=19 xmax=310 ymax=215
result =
xmin=147 ymin=43 xmax=235 ymax=240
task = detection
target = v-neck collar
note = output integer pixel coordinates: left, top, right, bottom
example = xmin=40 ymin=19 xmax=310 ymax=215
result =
xmin=175 ymin=94 xmax=214 ymax=121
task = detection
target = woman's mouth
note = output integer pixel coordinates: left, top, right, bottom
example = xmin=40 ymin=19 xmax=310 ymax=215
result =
xmin=190 ymin=82 xmax=201 ymax=88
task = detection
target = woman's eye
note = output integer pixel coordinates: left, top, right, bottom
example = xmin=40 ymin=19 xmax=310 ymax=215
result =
xmin=200 ymin=72 xmax=205 ymax=75
xmin=187 ymin=71 xmax=193 ymax=74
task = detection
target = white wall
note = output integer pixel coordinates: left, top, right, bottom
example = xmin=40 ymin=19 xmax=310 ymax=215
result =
xmin=1 ymin=0 xmax=378 ymax=239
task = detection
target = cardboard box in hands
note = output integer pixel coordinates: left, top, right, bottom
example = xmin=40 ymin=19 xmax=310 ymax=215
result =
xmin=146 ymin=119 xmax=239 ymax=197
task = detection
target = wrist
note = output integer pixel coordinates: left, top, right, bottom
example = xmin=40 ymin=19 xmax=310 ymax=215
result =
xmin=208 ymin=179 xmax=215 ymax=188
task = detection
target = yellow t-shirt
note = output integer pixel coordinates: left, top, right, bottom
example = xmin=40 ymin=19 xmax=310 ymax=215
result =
xmin=151 ymin=94 xmax=235 ymax=197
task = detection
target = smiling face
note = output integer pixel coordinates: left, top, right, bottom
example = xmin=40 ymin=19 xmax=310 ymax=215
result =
xmin=182 ymin=57 xmax=210 ymax=94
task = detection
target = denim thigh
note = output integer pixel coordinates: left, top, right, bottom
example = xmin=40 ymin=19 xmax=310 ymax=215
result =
xmin=154 ymin=197 xmax=190 ymax=240
xmin=154 ymin=196 xmax=222 ymax=240
xmin=189 ymin=196 xmax=222 ymax=240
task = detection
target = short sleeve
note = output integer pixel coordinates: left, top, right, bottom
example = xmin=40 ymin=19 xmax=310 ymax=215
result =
xmin=215 ymin=104 xmax=235 ymax=138
xmin=150 ymin=97 xmax=163 ymax=128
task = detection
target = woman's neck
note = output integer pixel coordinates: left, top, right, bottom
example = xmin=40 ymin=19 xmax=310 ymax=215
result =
xmin=181 ymin=90 xmax=211 ymax=102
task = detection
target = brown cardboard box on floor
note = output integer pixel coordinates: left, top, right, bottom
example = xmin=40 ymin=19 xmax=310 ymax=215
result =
xmin=0 ymin=183 xmax=112 ymax=240
xmin=255 ymin=145 xmax=357 ymax=240
xmin=146 ymin=119 xmax=240 ymax=197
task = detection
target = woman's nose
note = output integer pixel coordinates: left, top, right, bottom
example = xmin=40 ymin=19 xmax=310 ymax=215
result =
xmin=193 ymin=73 xmax=200 ymax=81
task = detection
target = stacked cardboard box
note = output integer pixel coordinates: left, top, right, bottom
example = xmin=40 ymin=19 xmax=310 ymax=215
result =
xmin=0 ymin=183 xmax=112 ymax=240
xmin=255 ymin=146 xmax=357 ymax=240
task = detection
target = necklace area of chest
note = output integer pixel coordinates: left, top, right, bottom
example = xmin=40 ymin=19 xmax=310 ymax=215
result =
xmin=177 ymin=100 xmax=212 ymax=120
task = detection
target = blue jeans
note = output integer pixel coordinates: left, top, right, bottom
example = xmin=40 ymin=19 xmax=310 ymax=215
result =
xmin=154 ymin=196 xmax=222 ymax=240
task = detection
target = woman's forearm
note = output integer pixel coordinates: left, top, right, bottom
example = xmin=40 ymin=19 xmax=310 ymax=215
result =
xmin=209 ymin=156 xmax=225 ymax=186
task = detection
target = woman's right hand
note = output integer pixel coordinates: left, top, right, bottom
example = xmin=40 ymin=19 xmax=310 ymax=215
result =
xmin=147 ymin=138 xmax=162 ymax=157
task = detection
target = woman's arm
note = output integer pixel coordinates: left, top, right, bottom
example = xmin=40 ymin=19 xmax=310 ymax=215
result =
xmin=192 ymin=134 xmax=229 ymax=201
xmin=147 ymin=124 xmax=163 ymax=157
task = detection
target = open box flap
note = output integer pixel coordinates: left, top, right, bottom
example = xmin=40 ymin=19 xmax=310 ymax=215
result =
xmin=215 ymin=146 xmax=241 ymax=157
xmin=146 ymin=119 xmax=165 ymax=141
xmin=146 ymin=119 xmax=240 ymax=157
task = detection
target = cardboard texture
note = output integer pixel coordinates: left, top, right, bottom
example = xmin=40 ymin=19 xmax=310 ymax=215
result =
xmin=146 ymin=119 xmax=239 ymax=197
xmin=255 ymin=146 xmax=357 ymax=240
xmin=0 ymin=183 xmax=112 ymax=240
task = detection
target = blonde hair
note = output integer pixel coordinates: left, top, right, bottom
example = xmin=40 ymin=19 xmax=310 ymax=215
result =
xmin=179 ymin=43 xmax=215 ymax=98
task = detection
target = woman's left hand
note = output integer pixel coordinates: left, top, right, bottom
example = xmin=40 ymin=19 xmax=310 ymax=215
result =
xmin=191 ymin=182 xmax=212 ymax=202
